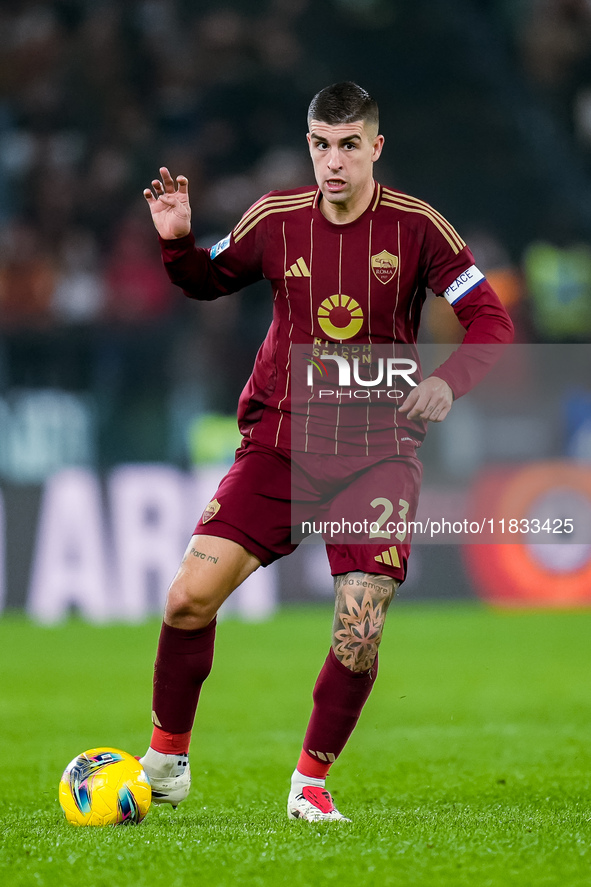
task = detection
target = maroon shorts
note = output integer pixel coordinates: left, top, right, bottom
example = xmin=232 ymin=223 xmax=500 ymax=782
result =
xmin=194 ymin=439 xmax=422 ymax=581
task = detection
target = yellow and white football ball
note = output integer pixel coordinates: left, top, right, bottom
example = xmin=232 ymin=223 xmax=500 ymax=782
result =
xmin=59 ymin=747 xmax=151 ymax=826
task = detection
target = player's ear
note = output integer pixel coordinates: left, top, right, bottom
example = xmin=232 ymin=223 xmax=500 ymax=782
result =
xmin=372 ymin=134 xmax=385 ymax=162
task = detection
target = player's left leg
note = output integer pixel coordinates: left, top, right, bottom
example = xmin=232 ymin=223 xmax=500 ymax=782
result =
xmin=288 ymin=452 xmax=420 ymax=821
xmin=287 ymin=571 xmax=399 ymax=822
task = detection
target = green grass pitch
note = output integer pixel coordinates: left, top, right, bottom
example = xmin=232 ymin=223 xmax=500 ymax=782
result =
xmin=0 ymin=603 xmax=589 ymax=887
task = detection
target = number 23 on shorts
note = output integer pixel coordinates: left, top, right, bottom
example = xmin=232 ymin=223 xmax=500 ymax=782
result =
xmin=369 ymin=497 xmax=409 ymax=542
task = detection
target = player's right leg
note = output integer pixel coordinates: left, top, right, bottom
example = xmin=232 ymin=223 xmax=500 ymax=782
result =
xmin=164 ymin=532 xmax=262 ymax=630
xmin=141 ymin=438 xmax=297 ymax=807
xmin=141 ymin=534 xmax=260 ymax=806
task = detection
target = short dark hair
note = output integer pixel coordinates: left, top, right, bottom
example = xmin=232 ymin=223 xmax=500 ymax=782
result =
xmin=307 ymin=82 xmax=379 ymax=130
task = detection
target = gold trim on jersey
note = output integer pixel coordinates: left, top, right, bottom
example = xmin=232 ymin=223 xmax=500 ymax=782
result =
xmin=379 ymin=188 xmax=466 ymax=254
xmin=381 ymin=187 xmax=465 ymax=244
xmin=286 ymin=256 xmax=311 ymax=277
xmin=275 ymin=219 xmax=294 ymax=447
xmin=372 ymin=184 xmax=382 ymax=212
xmin=234 ymin=190 xmax=317 ymax=233
xmin=233 ymin=191 xmax=317 ymax=243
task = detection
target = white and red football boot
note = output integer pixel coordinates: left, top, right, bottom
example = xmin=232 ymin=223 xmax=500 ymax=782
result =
xmin=287 ymin=770 xmax=350 ymax=822
xmin=139 ymin=748 xmax=191 ymax=808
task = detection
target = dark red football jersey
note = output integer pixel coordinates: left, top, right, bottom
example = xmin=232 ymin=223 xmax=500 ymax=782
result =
xmin=160 ymin=183 xmax=513 ymax=452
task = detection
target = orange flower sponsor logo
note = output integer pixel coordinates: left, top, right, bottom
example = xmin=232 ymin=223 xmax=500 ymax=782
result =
xmin=317 ymin=294 xmax=364 ymax=340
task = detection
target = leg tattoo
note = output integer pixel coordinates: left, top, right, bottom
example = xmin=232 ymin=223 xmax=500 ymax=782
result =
xmin=332 ymin=572 xmax=399 ymax=672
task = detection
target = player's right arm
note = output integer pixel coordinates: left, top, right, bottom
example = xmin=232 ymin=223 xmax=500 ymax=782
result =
xmin=144 ymin=168 xmax=264 ymax=301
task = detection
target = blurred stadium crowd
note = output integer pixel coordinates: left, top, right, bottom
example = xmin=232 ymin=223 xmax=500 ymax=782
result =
xmin=1 ymin=0 xmax=591 ymax=470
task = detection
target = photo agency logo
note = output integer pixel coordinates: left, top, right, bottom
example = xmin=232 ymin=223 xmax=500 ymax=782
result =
xmin=303 ymin=350 xmax=419 ymax=401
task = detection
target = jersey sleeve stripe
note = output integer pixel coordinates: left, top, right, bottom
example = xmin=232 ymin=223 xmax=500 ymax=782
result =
xmin=236 ymin=189 xmax=317 ymax=220
xmin=381 ymin=186 xmax=461 ymax=226
xmin=233 ymin=192 xmax=317 ymax=238
xmin=234 ymin=193 xmax=316 ymax=237
xmin=380 ymin=189 xmax=466 ymax=252
xmin=234 ymin=198 xmax=316 ymax=242
xmin=381 ymin=194 xmax=466 ymax=252
xmin=380 ymin=197 xmax=465 ymax=254
xmin=382 ymin=192 xmax=466 ymax=249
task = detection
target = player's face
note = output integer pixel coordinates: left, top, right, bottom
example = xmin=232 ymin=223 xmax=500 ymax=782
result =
xmin=307 ymin=119 xmax=384 ymax=219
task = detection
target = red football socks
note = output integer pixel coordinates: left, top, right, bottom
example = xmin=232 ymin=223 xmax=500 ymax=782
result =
xmin=150 ymin=727 xmax=193 ymax=755
xmin=150 ymin=618 xmax=216 ymax=753
xmin=299 ymin=648 xmax=378 ymax=777
xmin=150 ymin=626 xmax=377 ymax=768
xmin=297 ymin=748 xmax=332 ymax=779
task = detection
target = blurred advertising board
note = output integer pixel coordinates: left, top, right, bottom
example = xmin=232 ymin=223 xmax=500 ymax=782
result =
xmin=1 ymin=462 xmax=590 ymax=622
xmin=1 ymin=344 xmax=590 ymax=619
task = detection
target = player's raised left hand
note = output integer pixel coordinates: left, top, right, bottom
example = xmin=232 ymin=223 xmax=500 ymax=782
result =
xmin=399 ymin=376 xmax=453 ymax=422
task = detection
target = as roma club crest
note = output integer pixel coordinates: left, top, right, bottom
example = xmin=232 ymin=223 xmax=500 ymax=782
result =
xmin=202 ymin=499 xmax=221 ymax=524
xmin=371 ymin=250 xmax=399 ymax=285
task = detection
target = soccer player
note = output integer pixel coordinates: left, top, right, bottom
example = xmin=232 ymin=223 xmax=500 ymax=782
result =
xmin=140 ymin=82 xmax=513 ymax=821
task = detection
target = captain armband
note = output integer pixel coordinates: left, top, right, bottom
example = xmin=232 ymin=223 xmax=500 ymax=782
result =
xmin=441 ymin=265 xmax=485 ymax=306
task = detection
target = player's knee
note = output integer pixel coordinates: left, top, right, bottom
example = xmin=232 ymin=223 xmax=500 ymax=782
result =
xmin=165 ymin=580 xmax=218 ymax=629
xmin=332 ymin=571 xmax=399 ymax=673
xmin=331 ymin=640 xmax=380 ymax=673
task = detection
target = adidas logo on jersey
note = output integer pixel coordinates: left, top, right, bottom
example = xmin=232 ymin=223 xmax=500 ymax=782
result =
xmin=286 ymin=257 xmax=311 ymax=277
xmin=374 ymin=546 xmax=400 ymax=568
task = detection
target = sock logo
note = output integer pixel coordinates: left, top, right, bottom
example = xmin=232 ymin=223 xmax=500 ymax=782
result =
xmin=307 ymin=749 xmax=336 ymax=763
